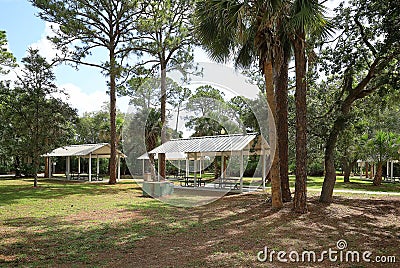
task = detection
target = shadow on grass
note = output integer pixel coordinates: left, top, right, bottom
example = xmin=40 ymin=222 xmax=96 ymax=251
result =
xmin=0 ymin=178 xmax=142 ymax=206
xmin=1 ymin=187 xmax=399 ymax=267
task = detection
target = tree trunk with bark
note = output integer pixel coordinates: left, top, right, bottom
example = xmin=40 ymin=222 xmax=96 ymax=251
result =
xmin=108 ymin=49 xmax=117 ymax=185
xmin=292 ymin=32 xmax=308 ymax=213
xmin=343 ymin=159 xmax=357 ymax=183
xmin=343 ymin=161 xmax=351 ymax=183
xmin=370 ymin=164 xmax=374 ymax=179
xmin=319 ymin=55 xmax=393 ymax=202
xmin=275 ymin=50 xmax=291 ymax=202
xmin=213 ymin=157 xmax=220 ymax=180
xmin=320 ymin=117 xmax=343 ymax=202
xmin=33 ymin=156 xmax=39 ymax=187
xmin=14 ymin=156 xmax=21 ymax=178
xmin=373 ymin=162 xmax=383 ymax=186
xmin=264 ymin=61 xmax=283 ymax=209
xmin=159 ymin=64 xmax=167 ymax=180
xmin=44 ymin=157 xmax=49 ymax=178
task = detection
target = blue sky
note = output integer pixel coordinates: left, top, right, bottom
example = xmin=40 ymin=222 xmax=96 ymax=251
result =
xmin=1 ymin=0 xmax=131 ymax=114
xmin=1 ymin=0 xmax=339 ymax=117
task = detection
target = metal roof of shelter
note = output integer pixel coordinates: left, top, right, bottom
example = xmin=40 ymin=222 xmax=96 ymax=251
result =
xmin=147 ymin=133 xmax=269 ymax=157
xmin=43 ymin=143 xmax=125 ymax=158
xmin=138 ymin=152 xmax=187 ymax=160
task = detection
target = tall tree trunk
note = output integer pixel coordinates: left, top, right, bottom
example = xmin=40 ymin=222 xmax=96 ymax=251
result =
xmin=148 ymin=154 xmax=157 ymax=181
xmin=343 ymin=160 xmax=351 ymax=183
xmin=343 ymin=159 xmax=357 ymax=183
xmin=223 ymin=156 xmax=227 ymax=178
xmin=365 ymin=162 xmax=369 ymax=179
xmin=373 ymin=162 xmax=383 ymax=186
xmin=275 ymin=50 xmax=291 ymax=202
xmin=175 ymin=103 xmax=181 ymax=132
xmin=263 ymin=61 xmax=283 ymax=209
xmin=44 ymin=157 xmax=49 ymax=178
xmin=293 ymin=31 xmax=308 ymax=213
xmin=213 ymin=157 xmax=220 ymax=180
xmin=33 ymin=156 xmax=39 ymax=187
xmin=159 ymin=64 xmax=167 ymax=180
xmin=370 ymin=164 xmax=374 ymax=179
xmin=14 ymin=156 xmax=21 ymax=178
xmin=108 ymin=49 xmax=117 ymax=185
xmin=320 ymin=114 xmax=348 ymax=202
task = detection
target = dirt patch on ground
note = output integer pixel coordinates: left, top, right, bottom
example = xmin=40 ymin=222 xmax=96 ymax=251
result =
xmin=98 ymin=193 xmax=400 ymax=267
xmin=1 ymin=191 xmax=399 ymax=267
xmin=64 ymin=209 xmax=144 ymax=224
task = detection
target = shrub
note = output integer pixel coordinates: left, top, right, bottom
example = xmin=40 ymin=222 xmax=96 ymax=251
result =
xmin=308 ymin=161 xmax=324 ymax=176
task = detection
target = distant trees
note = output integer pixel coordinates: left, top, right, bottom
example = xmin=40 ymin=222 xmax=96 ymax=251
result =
xmin=195 ymin=0 xmax=285 ymax=209
xmin=0 ymin=49 xmax=77 ymax=186
xmin=134 ymin=0 xmax=197 ymax=180
xmin=362 ymin=131 xmax=400 ymax=186
xmin=318 ymin=0 xmax=400 ymax=203
xmin=31 ymin=0 xmax=144 ymax=184
xmin=0 ymin=30 xmax=16 ymax=74
xmin=75 ymin=103 xmax=124 ymax=145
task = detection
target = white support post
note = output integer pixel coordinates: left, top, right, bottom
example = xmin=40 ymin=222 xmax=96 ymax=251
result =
xmin=221 ymin=155 xmax=225 ymax=179
xmin=359 ymin=162 xmax=363 ymax=180
xmin=186 ymin=158 xmax=189 ymax=177
xmin=78 ymin=157 xmax=81 ymax=174
xmin=88 ymin=153 xmax=92 ymax=182
xmin=96 ymin=155 xmax=100 ymax=180
xmin=48 ymin=158 xmax=52 ymax=178
xmin=157 ymin=154 xmax=161 ymax=182
xmin=142 ymin=159 xmax=145 ymax=175
xmin=240 ymin=150 xmax=244 ymax=193
xmin=199 ymin=156 xmax=202 ymax=179
xmin=194 ymin=153 xmax=198 ymax=187
xmin=391 ymin=161 xmax=394 ymax=180
xmin=117 ymin=155 xmax=121 ymax=181
xmin=387 ymin=161 xmax=390 ymax=180
xmin=66 ymin=156 xmax=70 ymax=180
xmin=262 ymin=149 xmax=266 ymax=190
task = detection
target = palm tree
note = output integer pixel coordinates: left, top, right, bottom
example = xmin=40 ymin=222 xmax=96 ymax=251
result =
xmin=145 ymin=108 xmax=162 ymax=180
xmin=196 ymin=0 xmax=287 ymax=209
xmin=363 ymin=131 xmax=400 ymax=186
xmin=287 ymin=0 xmax=331 ymax=213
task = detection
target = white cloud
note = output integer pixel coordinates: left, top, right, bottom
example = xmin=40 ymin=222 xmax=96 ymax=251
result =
xmin=58 ymin=83 xmax=130 ymax=115
xmin=29 ymin=22 xmax=60 ymax=60
xmin=58 ymin=83 xmax=108 ymax=115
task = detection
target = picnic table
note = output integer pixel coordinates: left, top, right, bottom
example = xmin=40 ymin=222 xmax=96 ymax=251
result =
xmin=69 ymin=172 xmax=103 ymax=181
xmin=179 ymin=176 xmax=205 ymax=187
xmin=214 ymin=177 xmax=240 ymax=189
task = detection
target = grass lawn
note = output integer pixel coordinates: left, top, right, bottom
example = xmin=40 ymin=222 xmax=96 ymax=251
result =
xmin=301 ymin=176 xmax=400 ymax=193
xmin=0 ymin=178 xmax=399 ymax=267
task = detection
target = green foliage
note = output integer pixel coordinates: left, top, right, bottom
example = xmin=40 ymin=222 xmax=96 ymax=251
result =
xmin=307 ymin=161 xmax=324 ymax=176
xmin=185 ymin=85 xmax=242 ymax=135
xmin=31 ymin=0 xmax=146 ymax=182
xmin=0 ymin=49 xmax=77 ymax=182
xmin=135 ymin=0 xmax=197 ymax=72
xmin=309 ymin=0 xmax=400 ymax=189
xmin=186 ymin=85 xmax=225 ymax=117
xmin=362 ymin=130 xmax=400 ymax=164
xmin=31 ymin=0 xmax=141 ymax=74
xmin=75 ymin=103 xmax=124 ymax=145
xmin=0 ymin=30 xmax=17 ymax=74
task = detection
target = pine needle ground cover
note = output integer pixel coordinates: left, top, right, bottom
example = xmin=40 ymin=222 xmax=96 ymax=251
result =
xmin=0 ymin=178 xmax=399 ymax=267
